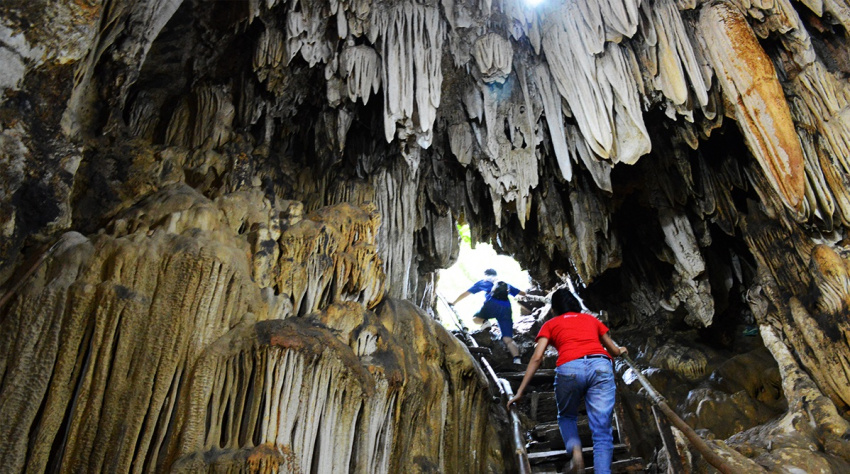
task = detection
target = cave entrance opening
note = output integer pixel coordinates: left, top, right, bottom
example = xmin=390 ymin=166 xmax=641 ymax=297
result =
xmin=435 ymin=225 xmax=532 ymax=332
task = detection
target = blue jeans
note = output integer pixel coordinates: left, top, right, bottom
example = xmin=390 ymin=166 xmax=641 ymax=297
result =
xmin=554 ymin=358 xmax=616 ymax=474
xmin=478 ymin=300 xmax=514 ymax=338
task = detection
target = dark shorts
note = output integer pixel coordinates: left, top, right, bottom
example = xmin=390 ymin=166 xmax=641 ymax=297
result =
xmin=478 ymin=300 xmax=514 ymax=339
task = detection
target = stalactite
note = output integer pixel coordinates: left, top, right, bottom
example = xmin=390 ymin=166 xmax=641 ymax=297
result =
xmin=62 ymin=0 xmax=185 ymax=138
xmin=649 ymin=342 xmax=709 ymax=380
xmin=467 ymin=71 xmax=540 ymax=227
xmin=503 ymin=0 xmax=541 ymax=54
xmin=339 ymin=43 xmax=382 ymax=104
xmin=418 ymin=209 xmax=460 ymax=272
xmin=532 ymin=63 xmax=572 ymax=181
xmin=641 ymin=0 xmax=710 ymax=109
xmin=472 ymin=32 xmax=512 ymax=84
xmin=787 ymin=62 xmax=850 ymax=225
xmin=254 ymin=26 xmax=290 ymax=95
xmin=369 ymin=1 xmax=444 ymax=150
xmin=164 ymin=85 xmax=235 ymax=150
xmin=448 ymin=122 xmax=475 ymax=166
xmin=11 ymin=0 xmax=850 ymax=470
xmin=658 ymin=207 xmax=715 ymax=326
xmin=284 ymin=0 xmax=333 ymax=67
xmin=694 ymin=154 xmax=739 ymax=235
xmin=698 ymin=0 xmax=805 ymax=214
xmin=566 ymin=175 xmax=620 ymax=283
xmin=566 ymin=124 xmax=613 ymax=192
xmin=277 ymin=202 xmax=385 ymax=314
xmin=540 ymin=0 xmax=650 ymax=165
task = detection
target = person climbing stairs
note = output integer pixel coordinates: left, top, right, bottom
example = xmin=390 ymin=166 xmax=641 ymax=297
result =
xmin=498 ymin=368 xmax=646 ymax=473
xmin=439 ymin=290 xmax=647 ymax=473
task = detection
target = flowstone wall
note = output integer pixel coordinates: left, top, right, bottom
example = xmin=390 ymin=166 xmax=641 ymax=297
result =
xmin=0 ymin=186 xmax=503 ymax=472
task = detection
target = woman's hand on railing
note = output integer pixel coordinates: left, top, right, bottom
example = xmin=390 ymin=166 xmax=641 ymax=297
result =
xmin=506 ymin=392 xmax=522 ymax=410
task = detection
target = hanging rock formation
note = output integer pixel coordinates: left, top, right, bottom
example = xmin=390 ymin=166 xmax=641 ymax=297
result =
xmin=2 ymin=0 xmax=850 ymax=470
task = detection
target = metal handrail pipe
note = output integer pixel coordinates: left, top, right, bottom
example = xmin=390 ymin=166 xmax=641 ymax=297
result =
xmin=618 ymin=353 xmax=739 ymax=474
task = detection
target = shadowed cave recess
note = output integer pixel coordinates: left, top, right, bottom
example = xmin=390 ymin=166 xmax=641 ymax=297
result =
xmin=1 ymin=0 xmax=850 ymax=471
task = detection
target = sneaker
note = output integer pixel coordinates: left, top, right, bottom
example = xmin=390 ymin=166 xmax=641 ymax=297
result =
xmin=512 ymin=357 xmax=522 ymax=365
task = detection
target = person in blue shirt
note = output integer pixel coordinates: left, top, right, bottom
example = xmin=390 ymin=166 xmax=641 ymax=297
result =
xmin=451 ymin=269 xmax=526 ymax=365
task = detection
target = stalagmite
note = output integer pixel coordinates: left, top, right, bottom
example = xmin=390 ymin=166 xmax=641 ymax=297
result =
xmin=370 ymin=162 xmax=418 ymax=299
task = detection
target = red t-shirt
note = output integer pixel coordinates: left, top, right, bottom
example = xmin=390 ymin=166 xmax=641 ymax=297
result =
xmin=536 ymin=312 xmax=611 ymax=366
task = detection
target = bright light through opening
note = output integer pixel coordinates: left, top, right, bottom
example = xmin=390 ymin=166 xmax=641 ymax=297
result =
xmin=525 ymin=0 xmax=545 ymax=6
xmin=436 ymin=226 xmax=531 ymax=331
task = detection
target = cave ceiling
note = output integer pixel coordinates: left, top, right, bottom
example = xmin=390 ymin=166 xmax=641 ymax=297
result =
xmin=2 ymin=0 xmax=850 ymax=470
xmin=32 ymin=0 xmax=848 ymax=321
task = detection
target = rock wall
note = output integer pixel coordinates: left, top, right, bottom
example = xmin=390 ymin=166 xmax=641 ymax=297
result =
xmin=0 ymin=186 xmax=502 ymax=472
xmin=2 ymin=0 xmax=850 ymax=470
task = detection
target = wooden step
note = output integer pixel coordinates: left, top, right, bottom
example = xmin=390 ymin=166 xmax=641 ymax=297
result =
xmin=498 ymin=369 xmax=556 ymax=381
xmin=468 ymin=346 xmax=492 ymax=356
xmin=515 ymin=392 xmax=579 ymax=422
xmin=530 ymin=420 xmax=621 ymax=450
xmin=526 ymin=443 xmax=629 ymax=464
xmin=586 ymin=457 xmax=646 ymax=473
xmin=532 ymin=419 xmax=590 ymax=436
xmin=531 ymin=456 xmax=646 ymax=474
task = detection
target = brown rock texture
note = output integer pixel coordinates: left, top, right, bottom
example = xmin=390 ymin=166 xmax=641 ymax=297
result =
xmin=2 ymin=0 xmax=850 ymax=470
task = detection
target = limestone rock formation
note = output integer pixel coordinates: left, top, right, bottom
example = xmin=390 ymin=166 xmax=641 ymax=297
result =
xmin=0 ymin=186 xmax=501 ymax=472
xmin=2 ymin=0 xmax=850 ymax=470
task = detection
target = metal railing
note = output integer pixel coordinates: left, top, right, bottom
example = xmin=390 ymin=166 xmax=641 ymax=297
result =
xmin=438 ymin=285 xmax=739 ymax=473
xmin=616 ymin=351 xmax=739 ymax=474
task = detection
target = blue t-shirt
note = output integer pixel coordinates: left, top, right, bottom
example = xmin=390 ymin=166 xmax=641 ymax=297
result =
xmin=467 ymin=280 xmax=521 ymax=306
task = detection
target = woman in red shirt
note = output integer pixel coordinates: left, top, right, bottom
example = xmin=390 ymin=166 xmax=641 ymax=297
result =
xmin=508 ymin=289 xmax=627 ymax=474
